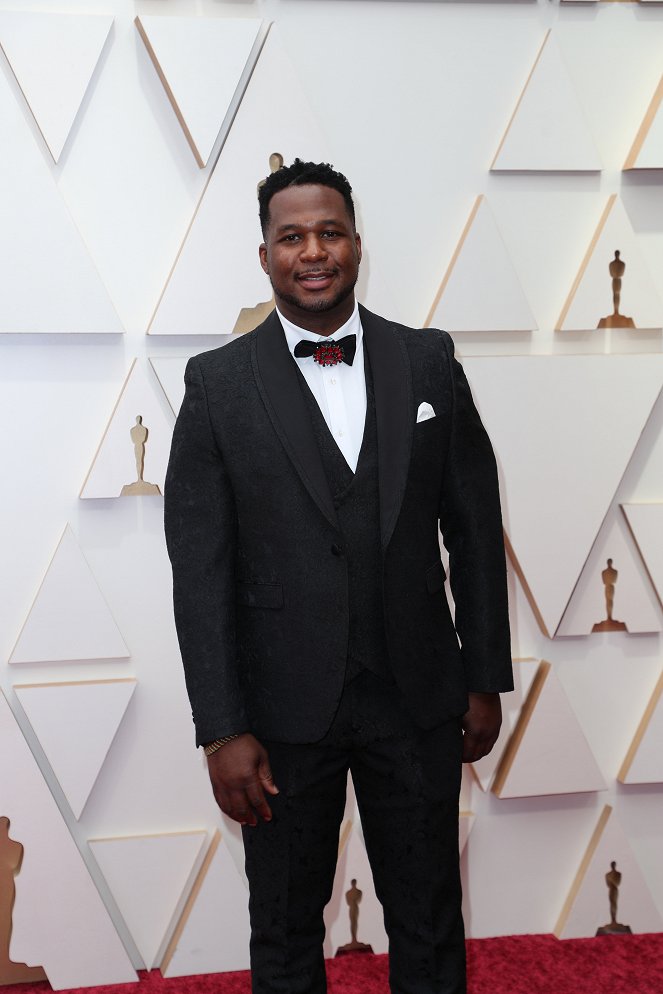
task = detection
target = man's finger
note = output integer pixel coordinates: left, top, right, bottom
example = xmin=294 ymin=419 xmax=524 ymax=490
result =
xmin=258 ymin=758 xmax=279 ymax=795
xmin=247 ymin=789 xmax=273 ymax=823
xmin=227 ymin=788 xmax=258 ymax=827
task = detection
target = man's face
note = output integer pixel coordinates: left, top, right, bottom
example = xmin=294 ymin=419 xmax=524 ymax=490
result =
xmin=259 ymin=184 xmax=362 ymax=335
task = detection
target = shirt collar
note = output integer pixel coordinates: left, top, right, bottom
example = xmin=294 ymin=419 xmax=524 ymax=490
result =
xmin=278 ymin=301 xmax=362 ymax=360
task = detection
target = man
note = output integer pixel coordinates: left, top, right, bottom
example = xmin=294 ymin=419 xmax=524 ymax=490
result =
xmin=165 ymin=160 xmax=512 ymax=994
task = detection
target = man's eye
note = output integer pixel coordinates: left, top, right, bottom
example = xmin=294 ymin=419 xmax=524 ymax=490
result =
xmin=322 ymin=231 xmax=340 ymax=238
xmin=283 ymin=234 xmax=300 ymax=242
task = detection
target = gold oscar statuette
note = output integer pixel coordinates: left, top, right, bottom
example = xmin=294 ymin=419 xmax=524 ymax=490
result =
xmin=335 ymin=879 xmax=374 ymax=957
xmin=597 ymin=251 xmax=636 ymax=330
xmin=0 ymin=817 xmax=47 ymax=985
xmin=592 ymin=558 xmax=627 ymax=633
xmin=120 ymin=415 xmax=162 ymax=496
xmin=231 ymin=153 xmax=287 ymax=335
xmin=596 ymin=861 xmax=633 ymax=936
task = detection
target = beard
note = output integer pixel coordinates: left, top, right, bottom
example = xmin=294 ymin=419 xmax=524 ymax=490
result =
xmin=268 ymin=271 xmax=358 ymax=315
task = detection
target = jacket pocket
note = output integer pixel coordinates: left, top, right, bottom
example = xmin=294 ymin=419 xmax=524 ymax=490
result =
xmin=235 ymin=582 xmax=284 ymax=609
xmin=425 ymin=561 xmax=447 ymax=594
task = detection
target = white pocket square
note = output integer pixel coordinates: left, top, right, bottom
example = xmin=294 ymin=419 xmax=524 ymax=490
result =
xmin=416 ymin=402 xmax=436 ymax=423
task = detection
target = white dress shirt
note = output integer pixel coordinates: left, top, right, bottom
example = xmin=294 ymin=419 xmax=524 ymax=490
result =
xmin=278 ymin=302 xmax=367 ymax=472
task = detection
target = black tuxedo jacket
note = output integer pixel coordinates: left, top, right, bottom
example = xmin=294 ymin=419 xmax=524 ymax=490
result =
xmin=164 ymin=306 xmax=513 ymax=747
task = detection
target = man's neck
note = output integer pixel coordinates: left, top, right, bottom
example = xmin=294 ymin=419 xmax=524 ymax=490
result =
xmin=276 ymin=300 xmax=359 ymax=341
xmin=273 ymin=297 xmax=357 ymax=337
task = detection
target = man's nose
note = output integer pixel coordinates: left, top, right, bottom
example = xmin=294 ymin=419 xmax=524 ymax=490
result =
xmin=300 ymin=234 xmax=328 ymax=260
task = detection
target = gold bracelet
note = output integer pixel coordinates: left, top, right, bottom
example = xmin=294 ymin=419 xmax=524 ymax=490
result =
xmin=203 ymin=734 xmax=240 ymax=756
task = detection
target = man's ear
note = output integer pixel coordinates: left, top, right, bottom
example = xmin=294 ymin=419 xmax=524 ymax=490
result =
xmin=355 ymin=233 xmax=362 ymax=264
xmin=259 ymin=243 xmax=269 ymax=274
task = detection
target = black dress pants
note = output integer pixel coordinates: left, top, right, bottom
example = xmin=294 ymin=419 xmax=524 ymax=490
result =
xmin=242 ymin=669 xmax=465 ymax=994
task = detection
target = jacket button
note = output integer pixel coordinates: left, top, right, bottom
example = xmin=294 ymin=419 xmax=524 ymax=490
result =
xmin=331 ymin=544 xmax=343 ymax=556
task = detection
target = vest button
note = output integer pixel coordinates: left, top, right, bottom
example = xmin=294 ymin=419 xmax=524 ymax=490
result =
xmin=331 ymin=544 xmax=343 ymax=557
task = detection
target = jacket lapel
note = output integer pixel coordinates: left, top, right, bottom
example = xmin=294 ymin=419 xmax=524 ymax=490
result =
xmin=360 ymin=305 xmax=413 ymax=549
xmin=252 ymin=311 xmax=339 ymax=532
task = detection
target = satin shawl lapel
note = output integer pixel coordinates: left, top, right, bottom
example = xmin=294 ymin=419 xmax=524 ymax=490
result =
xmin=252 ymin=311 xmax=339 ymax=532
xmin=360 ymin=305 xmax=413 ymax=549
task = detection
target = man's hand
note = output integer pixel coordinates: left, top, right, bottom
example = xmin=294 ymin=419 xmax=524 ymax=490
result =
xmin=461 ymin=692 xmax=502 ymax=763
xmin=206 ymin=733 xmax=279 ymax=827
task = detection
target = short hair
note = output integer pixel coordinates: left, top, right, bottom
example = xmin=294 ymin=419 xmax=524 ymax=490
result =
xmin=258 ymin=158 xmax=355 ymax=235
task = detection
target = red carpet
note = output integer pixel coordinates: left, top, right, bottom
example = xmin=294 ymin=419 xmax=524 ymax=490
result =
xmin=3 ymin=934 xmax=661 ymax=994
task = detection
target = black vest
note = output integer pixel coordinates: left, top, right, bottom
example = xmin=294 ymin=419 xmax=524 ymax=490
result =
xmin=297 ymin=357 xmax=391 ymax=682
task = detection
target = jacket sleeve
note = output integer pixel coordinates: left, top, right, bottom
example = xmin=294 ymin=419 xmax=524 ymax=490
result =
xmin=438 ymin=333 xmax=513 ymax=694
xmin=164 ymin=356 xmax=249 ymax=747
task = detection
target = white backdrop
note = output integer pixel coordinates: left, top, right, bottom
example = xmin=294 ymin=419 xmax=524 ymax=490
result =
xmin=1 ymin=0 xmax=662 ymax=985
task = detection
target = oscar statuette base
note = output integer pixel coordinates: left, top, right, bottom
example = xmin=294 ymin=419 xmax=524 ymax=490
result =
xmin=335 ymin=941 xmax=374 ymax=957
xmin=591 ymin=619 xmax=627 ymax=633
xmin=596 ymin=922 xmax=632 ymax=936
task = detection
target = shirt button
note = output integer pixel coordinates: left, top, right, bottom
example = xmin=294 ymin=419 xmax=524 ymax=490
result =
xmin=331 ymin=544 xmax=343 ymax=556
xmin=338 ymin=430 xmax=344 ymax=437
xmin=330 ymin=378 xmax=337 ymax=385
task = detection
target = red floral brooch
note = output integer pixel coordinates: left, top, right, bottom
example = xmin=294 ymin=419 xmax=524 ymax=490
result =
xmin=313 ymin=343 xmax=344 ymax=366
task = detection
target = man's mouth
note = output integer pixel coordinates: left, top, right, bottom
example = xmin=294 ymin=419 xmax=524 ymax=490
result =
xmin=297 ymin=270 xmax=336 ymax=289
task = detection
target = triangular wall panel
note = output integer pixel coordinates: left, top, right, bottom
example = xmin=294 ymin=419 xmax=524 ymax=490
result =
xmin=555 ymin=805 xmax=663 ymax=938
xmin=491 ymin=30 xmax=601 ymax=172
xmin=426 ymin=196 xmax=537 ymax=333
xmin=619 ymin=670 xmax=663 ymax=784
xmin=463 ymin=355 xmax=663 ymax=637
xmin=89 ymin=831 xmax=208 ymax=969
xmin=161 ymin=830 xmax=251 ymax=976
xmin=149 ymin=356 xmax=189 ymax=417
xmin=557 ymin=196 xmax=663 ymax=332
xmin=624 ymin=76 xmax=663 ymax=170
xmin=80 ymin=360 xmax=174 ymax=499
xmin=557 ymin=512 xmax=661 ymax=636
xmin=0 ymin=69 xmax=122 ymax=333
xmin=0 ymin=11 xmax=112 ymax=162
xmin=459 ymin=812 xmax=476 ymax=855
xmin=472 ymin=659 xmax=540 ymax=791
xmin=622 ymin=503 xmax=663 ymax=608
xmin=135 ymin=15 xmax=264 ymax=167
xmin=459 ymin=764 xmax=474 ymax=813
xmin=14 ymin=679 xmax=136 ymax=819
xmin=148 ymin=27 xmax=331 ymax=335
xmin=0 ymin=689 xmax=136 ymax=989
xmin=9 ymin=525 xmax=129 ymax=664
xmin=492 ymin=661 xmax=606 ymax=798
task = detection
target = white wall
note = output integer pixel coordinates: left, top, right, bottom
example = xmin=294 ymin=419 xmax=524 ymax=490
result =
xmin=1 ymin=0 xmax=662 ymax=984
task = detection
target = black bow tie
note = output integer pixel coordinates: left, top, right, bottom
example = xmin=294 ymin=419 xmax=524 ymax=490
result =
xmin=294 ymin=334 xmax=356 ymax=367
